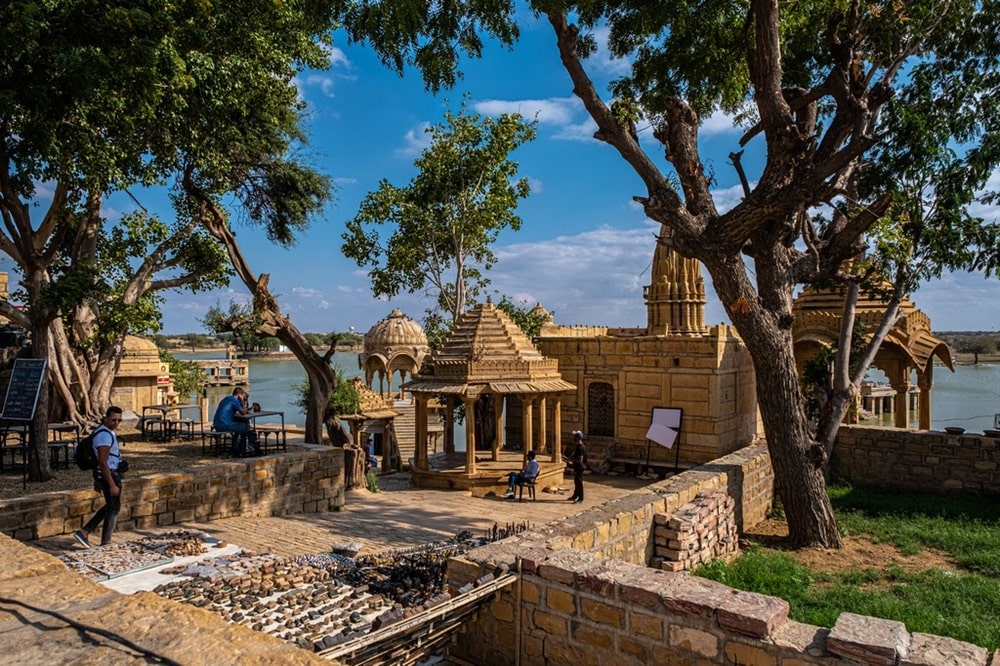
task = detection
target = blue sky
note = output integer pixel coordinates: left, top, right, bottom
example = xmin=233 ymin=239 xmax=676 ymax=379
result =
xmin=27 ymin=19 xmax=1000 ymax=336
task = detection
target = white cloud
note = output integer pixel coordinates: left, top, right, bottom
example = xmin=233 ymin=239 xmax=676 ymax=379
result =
xmin=474 ymin=97 xmax=600 ymax=143
xmin=326 ymin=45 xmax=350 ymax=69
xmin=700 ymin=110 xmax=742 ymax=137
xmin=711 ymin=182 xmax=751 ymax=214
xmin=489 ymin=223 xmax=659 ymax=327
xmin=970 ymin=166 xmax=1000 ymax=222
xmin=396 ymin=122 xmax=432 ymax=157
xmin=585 ymin=25 xmax=633 ymax=77
xmin=303 ymin=74 xmax=336 ymax=97
xmin=527 ymin=177 xmax=543 ymax=194
xmin=475 ymin=97 xmax=580 ymax=126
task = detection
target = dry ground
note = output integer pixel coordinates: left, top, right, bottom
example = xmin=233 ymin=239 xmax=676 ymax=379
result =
xmin=745 ymin=517 xmax=957 ymax=575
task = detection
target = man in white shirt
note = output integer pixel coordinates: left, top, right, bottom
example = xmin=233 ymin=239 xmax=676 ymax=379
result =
xmin=74 ymin=406 xmax=124 ymax=548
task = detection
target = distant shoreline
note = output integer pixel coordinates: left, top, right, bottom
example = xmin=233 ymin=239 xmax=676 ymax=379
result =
xmin=168 ymin=345 xmax=363 ymax=356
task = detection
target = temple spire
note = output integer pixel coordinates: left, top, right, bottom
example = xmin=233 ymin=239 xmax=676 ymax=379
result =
xmin=644 ymin=227 xmax=707 ymax=336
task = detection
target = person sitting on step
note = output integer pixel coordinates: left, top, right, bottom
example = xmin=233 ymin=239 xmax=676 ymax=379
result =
xmin=502 ymin=450 xmax=540 ymax=499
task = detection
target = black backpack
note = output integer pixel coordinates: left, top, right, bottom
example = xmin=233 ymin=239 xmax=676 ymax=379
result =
xmin=73 ymin=426 xmax=107 ymax=471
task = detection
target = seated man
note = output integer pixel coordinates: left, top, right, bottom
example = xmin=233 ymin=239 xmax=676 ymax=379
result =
xmin=502 ymin=450 xmax=540 ymax=499
xmin=364 ymin=438 xmax=379 ymax=470
xmin=213 ymin=387 xmax=258 ymax=456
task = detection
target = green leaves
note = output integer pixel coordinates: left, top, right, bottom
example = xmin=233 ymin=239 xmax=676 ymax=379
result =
xmin=342 ymin=97 xmax=536 ymax=325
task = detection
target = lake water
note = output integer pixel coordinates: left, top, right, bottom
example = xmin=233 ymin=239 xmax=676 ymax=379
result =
xmin=177 ymin=352 xmax=362 ymax=428
xmin=180 ymin=353 xmax=1000 ymax=435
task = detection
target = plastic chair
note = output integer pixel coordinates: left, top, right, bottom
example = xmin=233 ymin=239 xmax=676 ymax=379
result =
xmin=518 ymin=477 xmax=537 ymax=502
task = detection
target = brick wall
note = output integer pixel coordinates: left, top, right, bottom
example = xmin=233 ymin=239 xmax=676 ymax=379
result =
xmin=0 ymin=445 xmax=345 ymax=541
xmin=832 ymin=425 xmax=1000 ymax=494
xmin=446 ymin=441 xmax=996 ymax=665
xmin=652 ymin=489 xmax=739 ymax=572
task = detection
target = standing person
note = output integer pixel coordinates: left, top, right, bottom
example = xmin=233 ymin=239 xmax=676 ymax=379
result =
xmin=213 ymin=387 xmax=258 ymax=456
xmin=566 ymin=431 xmax=586 ymax=504
xmin=502 ymin=450 xmax=540 ymax=499
xmin=74 ymin=406 xmax=125 ymax=548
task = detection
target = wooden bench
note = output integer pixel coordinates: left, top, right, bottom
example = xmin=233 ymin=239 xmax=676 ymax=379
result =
xmin=202 ymin=429 xmax=233 ymax=456
xmin=255 ymin=424 xmax=287 ymax=454
xmin=607 ymin=456 xmax=677 ymax=478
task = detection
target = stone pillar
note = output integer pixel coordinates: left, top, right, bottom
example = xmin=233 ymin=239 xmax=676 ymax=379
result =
xmin=463 ymin=397 xmax=477 ymax=474
xmin=445 ymin=396 xmax=455 ymax=454
xmin=415 ymin=395 xmax=428 ymax=470
xmin=889 ymin=365 xmax=911 ymax=429
xmin=917 ymin=364 xmax=933 ymax=430
xmin=523 ymin=397 xmax=534 ymax=454
xmin=552 ymin=398 xmax=562 ymax=463
xmin=536 ymin=396 xmax=547 ymax=463
xmin=493 ymin=394 xmax=504 ymax=461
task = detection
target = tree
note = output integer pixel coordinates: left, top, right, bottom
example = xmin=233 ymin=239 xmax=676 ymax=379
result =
xmin=337 ymin=0 xmax=1000 ymax=547
xmin=160 ymin=350 xmax=204 ymax=403
xmin=341 ymin=99 xmax=536 ymax=331
xmin=956 ymin=336 xmax=997 ymax=365
xmin=0 ymin=1 xmax=338 ymax=478
xmin=496 ymin=296 xmax=552 ymax=339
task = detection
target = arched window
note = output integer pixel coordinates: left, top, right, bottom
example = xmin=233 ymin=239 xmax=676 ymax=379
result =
xmin=587 ymin=382 xmax=615 ymax=437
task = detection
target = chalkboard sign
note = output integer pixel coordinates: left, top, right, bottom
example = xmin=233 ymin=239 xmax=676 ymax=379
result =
xmin=1 ymin=358 xmax=47 ymax=421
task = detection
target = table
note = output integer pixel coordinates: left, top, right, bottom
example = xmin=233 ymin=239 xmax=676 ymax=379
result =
xmin=235 ymin=410 xmax=287 ymax=454
xmin=47 ymin=422 xmax=80 ymax=469
xmin=0 ymin=422 xmax=27 ymax=472
xmin=141 ymin=404 xmax=203 ymax=442
xmin=1 ymin=421 xmax=81 ymax=472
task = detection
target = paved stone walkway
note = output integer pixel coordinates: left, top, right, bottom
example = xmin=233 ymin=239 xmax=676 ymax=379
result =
xmin=33 ymin=471 xmax=655 ymax=559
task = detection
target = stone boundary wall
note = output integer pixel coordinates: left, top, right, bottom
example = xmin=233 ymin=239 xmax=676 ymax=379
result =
xmin=446 ymin=442 xmax=997 ymax=665
xmin=452 ymin=549 xmax=993 ymax=665
xmin=832 ymin=426 xmax=1000 ymax=494
xmin=532 ymin=443 xmax=772 ymax=566
xmin=653 ymin=489 xmax=738 ymax=572
xmin=0 ymin=445 xmax=345 ymax=541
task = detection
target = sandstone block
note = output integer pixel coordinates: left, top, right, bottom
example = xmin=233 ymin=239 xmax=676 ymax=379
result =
xmin=716 ymin=589 xmax=789 ymax=638
xmin=827 ymin=612 xmax=909 ymax=666
xmin=901 ymin=632 xmax=989 ymax=666
xmin=669 ymin=624 xmax=719 ymax=658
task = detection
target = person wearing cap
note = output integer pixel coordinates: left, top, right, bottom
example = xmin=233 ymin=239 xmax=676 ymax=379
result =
xmin=566 ymin=431 xmax=586 ymax=503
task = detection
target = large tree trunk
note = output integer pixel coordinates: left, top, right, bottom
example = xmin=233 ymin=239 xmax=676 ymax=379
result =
xmin=343 ymin=444 xmax=367 ymax=489
xmin=46 ymin=316 xmax=125 ymax=424
xmin=26 ymin=298 xmax=55 ymax=482
xmin=710 ymin=258 xmax=843 ymax=548
xmin=745 ymin=327 xmax=842 ymax=548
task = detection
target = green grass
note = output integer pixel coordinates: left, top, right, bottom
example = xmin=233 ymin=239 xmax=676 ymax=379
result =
xmin=694 ymin=485 xmax=1000 ymax=650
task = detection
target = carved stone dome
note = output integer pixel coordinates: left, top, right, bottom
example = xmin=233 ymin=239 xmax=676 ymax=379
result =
xmin=361 ymin=309 xmax=430 ymax=394
xmin=364 ymin=309 xmax=428 ymax=351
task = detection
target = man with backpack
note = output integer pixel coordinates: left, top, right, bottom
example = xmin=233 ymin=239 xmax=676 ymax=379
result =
xmin=74 ymin=406 xmax=124 ymax=548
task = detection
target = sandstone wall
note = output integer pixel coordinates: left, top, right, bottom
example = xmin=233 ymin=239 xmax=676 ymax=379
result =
xmin=832 ymin=425 xmax=1000 ymax=494
xmin=529 ymin=325 xmax=758 ymax=468
xmin=0 ymin=445 xmax=345 ymax=541
xmin=446 ymin=440 xmax=996 ymax=665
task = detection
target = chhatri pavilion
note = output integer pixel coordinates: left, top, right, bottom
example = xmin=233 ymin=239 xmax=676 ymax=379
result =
xmin=401 ymin=302 xmax=575 ymax=493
